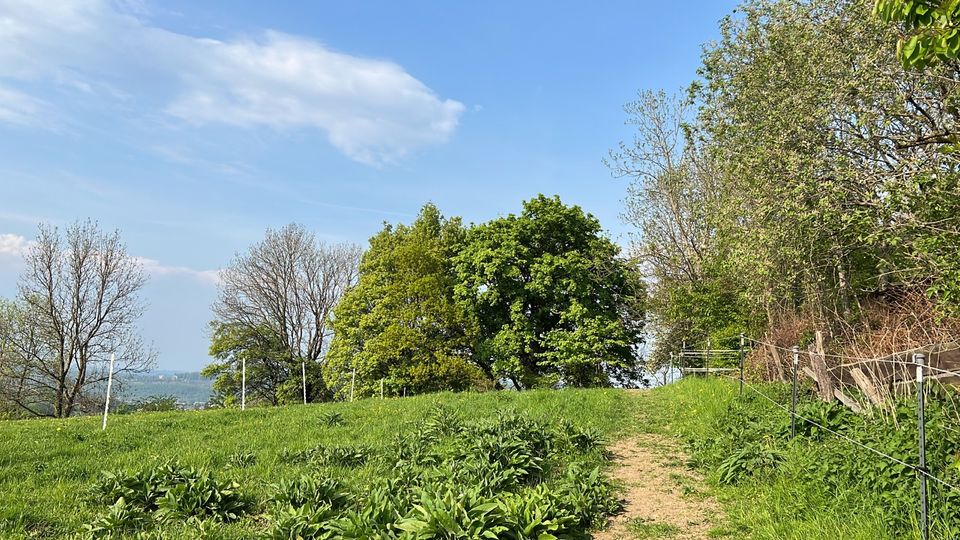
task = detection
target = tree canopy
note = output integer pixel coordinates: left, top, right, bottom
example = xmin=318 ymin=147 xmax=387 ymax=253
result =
xmin=208 ymin=224 xmax=360 ymax=404
xmin=875 ymin=0 xmax=960 ymax=67
xmin=454 ymin=195 xmax=645 ymax=389
xmin=613 ymin=0 xmax=960 ymax=363
xmin=324 ymin=204 xmax=486 ymax=398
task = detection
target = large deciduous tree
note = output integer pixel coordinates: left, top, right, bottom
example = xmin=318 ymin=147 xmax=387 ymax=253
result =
xmin=617 ymin=0 xmax=960 ymax=363
xmin=0 ymin=221 xmax=154 ymax=417
xmin=209 ymin=224 xmax=361 ymax=404
xmin=324 ymin=204 xmax=487 ymax=399
xmin=454 ymin=195 xmax=645 ymax=389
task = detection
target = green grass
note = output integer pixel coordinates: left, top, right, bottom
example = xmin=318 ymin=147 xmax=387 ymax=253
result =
xmin=639 ymin=377 xmax=933 ymax=540
xmin=0 ymin=388 xmax=636 ymax=539
xmin=626 ymin=517 xmax=679 ymax=538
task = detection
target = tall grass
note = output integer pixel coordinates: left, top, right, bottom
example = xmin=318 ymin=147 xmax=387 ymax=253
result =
xmin=641 ymin=377 xmax=947 ymax=540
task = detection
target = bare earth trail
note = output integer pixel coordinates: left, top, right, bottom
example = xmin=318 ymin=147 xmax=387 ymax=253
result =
xmin=595 ymin=430 xmax=722 ymax=540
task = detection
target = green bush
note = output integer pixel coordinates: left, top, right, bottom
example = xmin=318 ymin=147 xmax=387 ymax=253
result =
xmin=87 ymin=462 xmax=250 ymax=533
xmin=271 ymin=475 xmax=352 ymax=511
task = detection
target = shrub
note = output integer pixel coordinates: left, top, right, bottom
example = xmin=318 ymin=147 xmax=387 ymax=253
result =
xmin=88 ymin=462 xmax=250 ymax=532
xmin=396 ymin=486 xmax=508 ymax=538
xmin=267 ymin=504 xmax=337 ymax=540
xmin=83 ymin=498 xmax=151 ymax=538
xmin=556 ymin=464 xmax=621 ymax=529
xmin=271 ymin=475 xmax=352 ymax=511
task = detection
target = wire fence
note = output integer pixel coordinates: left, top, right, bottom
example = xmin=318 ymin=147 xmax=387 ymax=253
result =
xmin=668 ymin=335 xmax=960 ymax=539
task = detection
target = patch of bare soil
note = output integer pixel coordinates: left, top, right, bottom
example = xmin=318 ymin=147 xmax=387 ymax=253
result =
xmin=593 ymin=433 xmax=720 ymax=540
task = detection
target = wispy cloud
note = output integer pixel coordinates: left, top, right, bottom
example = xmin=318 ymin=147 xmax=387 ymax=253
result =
xmin=134 ymin=257 xmax=221 ymax=286
xmin=0 ymin=232 xmax=219 ymax=285
xmin=0 ymin=0 xmax=464 ymax=165
xmin=0 ymin=84 xmax=52 ymax=129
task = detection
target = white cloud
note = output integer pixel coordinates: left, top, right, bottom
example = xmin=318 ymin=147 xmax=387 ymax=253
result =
xmin=0 ymin=0 xmax=464 ymax=165
xmin=0 ymin=233 xmax=30 ymax=257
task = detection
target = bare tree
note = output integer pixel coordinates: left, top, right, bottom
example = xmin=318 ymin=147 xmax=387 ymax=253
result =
xmin=210 ymin=224 xmax=361 ymax=402
xmin=0 ymin=221 xmax=155 ymax=417
xmin=606 ymin=90 xmax=716 ymax=284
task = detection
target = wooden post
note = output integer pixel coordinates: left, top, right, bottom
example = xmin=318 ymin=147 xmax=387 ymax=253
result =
xmin=350 ymin=368 xmax=356 ymax=402
xmin=851 ymin=367 xmax=884 ymax=407
xmin=767 ymin=344 xmax=786 ymax=381
xmin=101 ymin=354 xmax=115 ymax=431
xmin=809 ymin=331 xmax=833 ymax=401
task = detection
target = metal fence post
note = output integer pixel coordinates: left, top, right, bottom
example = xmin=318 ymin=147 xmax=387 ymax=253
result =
xmin=667 ymin=351 xmax=673 ymax=383
xmin=241 ymin=357 xmax=246 ymax=411
xmin=706 ymin=338 xmax=711 ymax=375
xmin=791 ymin=346 xmax=799 ymax=440
xmin=915 ymin=352 xmax=929 ymax=540
xmin=350 ymin=368 xmax=356 ymax=402
xmin=739 ymin=333 xmax=745 ymax=397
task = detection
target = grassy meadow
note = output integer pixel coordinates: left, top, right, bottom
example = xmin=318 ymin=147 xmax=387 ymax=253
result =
xmin=0 ymin=388 xmax=636 ymax=539
xmin=639 ymin=377 xmax=952 ymax=540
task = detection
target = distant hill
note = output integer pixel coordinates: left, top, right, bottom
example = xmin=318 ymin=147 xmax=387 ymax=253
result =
xmin=119 ymin=371 xmax=213 ymax=405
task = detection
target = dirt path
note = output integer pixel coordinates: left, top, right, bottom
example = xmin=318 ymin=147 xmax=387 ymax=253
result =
xmin=594 ymin=433 xmax=721 ymax=540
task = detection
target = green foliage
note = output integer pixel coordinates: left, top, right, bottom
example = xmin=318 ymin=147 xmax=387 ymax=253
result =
xmin=648 ymin=378 xmax=960 ymax=539
xmin=616 ymin=0 xmax=960 ymax=358
xmin=554 ymin=464 xmax=621 ymax=529
xmin=89 ymin=462 xmax=249 ymax=534
xmin=455 ymin=194 xmax=646 ymax=389
xmin=396 ymin=486 xmax=508 ymax=538
xmin=267 ymin=504 xmax=337 ymax=540
xmin=204 ymin=322 xmax=303 ymax=407
xmin=82 ymin=498 xmax=151 ymax=538
xmin=325 ymin=204 xmax=487 ymax=398
xmin=875 ymin=0 xmax=960 ymax=67
xmin=280 ymin=444 xmax=370 ymax=468
xmin=223 ymin=451 xmax=256 ymax=470
xmin=0 ymin=388 xmax=633 ymax=539
xmin=115 ymin=395 xmax=180 ymax=415
xmin=270 ymin=475 xmax=351 ymax=511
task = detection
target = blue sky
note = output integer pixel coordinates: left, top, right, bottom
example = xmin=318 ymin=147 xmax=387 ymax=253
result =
xmin=0 ymin=0 xmax=737 ymax=371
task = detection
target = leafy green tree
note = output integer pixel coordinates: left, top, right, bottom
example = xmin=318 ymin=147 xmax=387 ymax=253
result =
xmin=454 ymin=195 xmax=645 ymax=389
xmin=324 ymin=204 xmax=488 ymax=398
xmin=202 ymin=322 xmax=321 ymax=406
xmin=615 ymin=0 xmax=960 ymax=364
xmin=875 ymin=0 xmax=960 ymax=67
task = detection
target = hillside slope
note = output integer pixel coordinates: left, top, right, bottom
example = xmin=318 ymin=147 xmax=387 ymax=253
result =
xmin=0 ymin=389 xmax=636 ymax=539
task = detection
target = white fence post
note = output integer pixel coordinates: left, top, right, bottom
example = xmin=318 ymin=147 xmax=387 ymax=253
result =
xmin=302 ymin=361 xmax=307 ymax=405
xmin=101 ymin=354 xmax=115 ymax=431
xmin=241 ymin=357 xmax=246 ymax=411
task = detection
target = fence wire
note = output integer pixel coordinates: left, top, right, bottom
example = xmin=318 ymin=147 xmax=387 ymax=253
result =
xmin=716 ymin=373 xmax=960 ymax=496
xmin=672 ymin=334 xmax=960 ymax=535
